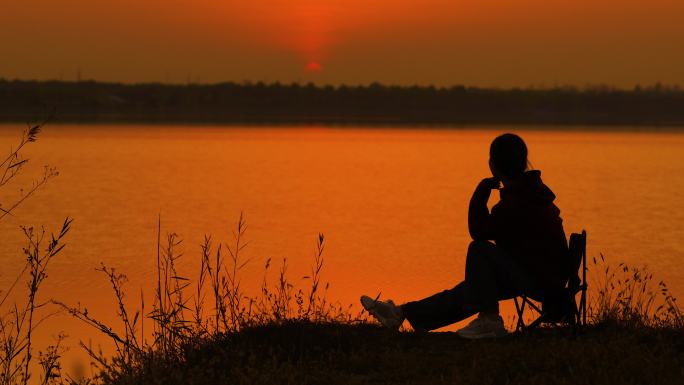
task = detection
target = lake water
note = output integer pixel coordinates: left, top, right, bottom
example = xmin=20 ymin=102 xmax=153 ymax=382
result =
xmin=1 ymin=125 xmax=683 ymax=371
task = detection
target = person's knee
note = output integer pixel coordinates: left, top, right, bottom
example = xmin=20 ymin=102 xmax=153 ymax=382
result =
xmin=467 ymin=240 xmax=496 ymax=256
xmin=465 ymin=241 xmax=496 ymax=272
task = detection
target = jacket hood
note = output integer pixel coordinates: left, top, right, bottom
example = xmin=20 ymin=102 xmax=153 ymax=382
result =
xmin=500 ymin=170 xmax=556 ymax=205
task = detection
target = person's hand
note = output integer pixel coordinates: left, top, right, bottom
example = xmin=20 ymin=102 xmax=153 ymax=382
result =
xmin=479 ymin=177 xmax=501 ymax=190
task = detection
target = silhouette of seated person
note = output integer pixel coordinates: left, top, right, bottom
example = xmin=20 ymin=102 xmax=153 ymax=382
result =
xmin=361 ymin=133 xmax=569 ymax=338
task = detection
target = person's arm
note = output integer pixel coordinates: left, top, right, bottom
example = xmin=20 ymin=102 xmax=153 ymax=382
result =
xmin=468 ymin=177 xmax=500 ymax=241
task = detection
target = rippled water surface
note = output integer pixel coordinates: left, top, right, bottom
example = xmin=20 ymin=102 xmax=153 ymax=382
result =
xmin=1 ymin=125 xmax=683 ymax=368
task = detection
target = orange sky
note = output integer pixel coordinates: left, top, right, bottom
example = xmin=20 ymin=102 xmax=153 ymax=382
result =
xmin=1 ymin=0 xmax=683 ymax=87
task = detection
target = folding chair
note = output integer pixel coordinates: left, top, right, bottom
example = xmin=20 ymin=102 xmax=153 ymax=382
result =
xmin=514 ymin=230 xmax=588 ymax=332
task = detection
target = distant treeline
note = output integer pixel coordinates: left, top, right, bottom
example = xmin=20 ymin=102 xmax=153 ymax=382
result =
xmin=1 ymin=79 xmax=683 ymax=126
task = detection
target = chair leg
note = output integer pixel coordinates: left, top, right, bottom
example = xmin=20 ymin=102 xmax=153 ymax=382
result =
xmin=580 ymin=287 xmax=587 ymax=328
xmin=581 ymin=230 xmax=588 ymax=327
xmin=523 ymin=297 xmax=542 ymax=314
xmin=527 ymin=314 xmax=546 ymax=330
xmin=514 ymin=296 xmax=526 ymax=332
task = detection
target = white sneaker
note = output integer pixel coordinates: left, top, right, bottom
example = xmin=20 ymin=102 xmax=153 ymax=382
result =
xmin=360 ymin=295 xmax=405 ymax=330
xmin=456 ymin=313 xmax=508 ymax=339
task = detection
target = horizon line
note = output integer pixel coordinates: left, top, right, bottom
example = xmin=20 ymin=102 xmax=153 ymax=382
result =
xmin=1 ymin=77 xmax=682 ymax=92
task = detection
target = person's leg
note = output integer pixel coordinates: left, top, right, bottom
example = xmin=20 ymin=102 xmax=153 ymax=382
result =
xmin=401 ymin=240 xmax=531 ymax=332
xmin=400 ymin=282 xmax=474 ymax=331
xmin=463 ymin=240 xmax=500 ymax=315
xmin=463 ymin=240 xmax=532 ymax=312
xmin=456 ymin=240 xmax=536 ymax=338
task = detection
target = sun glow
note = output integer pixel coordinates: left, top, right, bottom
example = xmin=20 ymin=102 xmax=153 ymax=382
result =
xmin=305 ymin=61 xmax=323 ymax=72
xmin=5 ymin=0 xmax=684 ymax=85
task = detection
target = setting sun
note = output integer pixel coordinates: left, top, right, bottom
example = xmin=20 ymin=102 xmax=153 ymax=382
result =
xmin=306 ymin=61 xmax=323 ymax=72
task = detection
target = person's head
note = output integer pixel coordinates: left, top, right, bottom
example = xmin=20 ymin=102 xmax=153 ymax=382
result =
xmin=489 ymin=133 xmax=528 ymax=180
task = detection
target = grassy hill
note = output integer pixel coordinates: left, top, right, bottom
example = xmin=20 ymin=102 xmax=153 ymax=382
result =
xmin=99 ymin=321 xmax=684 ymax=385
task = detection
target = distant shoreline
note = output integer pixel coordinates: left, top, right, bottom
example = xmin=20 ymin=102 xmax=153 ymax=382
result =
xmin=3 ymin=122 xmax=684 ymax=134
xmin=2 ymin=79 xmax=683 ymax=126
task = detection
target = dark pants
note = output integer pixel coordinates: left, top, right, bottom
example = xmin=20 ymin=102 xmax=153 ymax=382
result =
xmin=401 ymin=241 xmax=535 ymax=331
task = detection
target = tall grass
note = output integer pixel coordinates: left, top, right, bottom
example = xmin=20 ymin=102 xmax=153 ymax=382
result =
xmin=0 ymin=120 xmax=69 ymax=385
xmin=0 ymin=219 xmax=72 ymax=385
xmin=52 ymin=213 xmax=355 ymax=384
xmin=1 ymin=209 xmax=680 ymax=384
xmin=590 ymin=253 xmax=682 ymax=328
xmin=0 ymin=119 xmax=58 ymax=221
xmin=3 ymin=211 xmax=682 ymax=384
xmin=47 ymin=212 xmax=681 ymax=384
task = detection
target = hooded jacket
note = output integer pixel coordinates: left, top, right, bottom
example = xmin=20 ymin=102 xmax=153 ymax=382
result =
xmin=468 ymin=170 xmax=569 ymax=292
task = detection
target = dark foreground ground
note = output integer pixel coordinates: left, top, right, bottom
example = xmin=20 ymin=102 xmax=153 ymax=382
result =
xmin=111 ymin=321 xmax=684 ymax=385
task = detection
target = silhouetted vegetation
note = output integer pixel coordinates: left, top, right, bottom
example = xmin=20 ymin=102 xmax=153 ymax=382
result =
xmin=0 ymin=122 xmax=68 ymax=385
xmin=1 ymin=211 xmax=682 ymax=384
xmin=48 ymin=216 xmax=681 ymax=385
xmin=100 ymin=321 xmax=683 ymax=385
xmin=1 ymin=80 xmax=683 ymax=126
xmin=0 ymin=120 xmax=58 ymax=221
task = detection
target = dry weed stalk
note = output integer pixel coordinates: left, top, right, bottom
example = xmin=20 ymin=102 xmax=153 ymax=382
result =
xmin=55 ymin=213 xmax=359 ymax=382
xmin=0 ymin=119 xmax=58 ymax=222
xmin=0 ymin=218 xmax=71 ymax=385
xmin=591 ymin=253 xmax=683 ymax=327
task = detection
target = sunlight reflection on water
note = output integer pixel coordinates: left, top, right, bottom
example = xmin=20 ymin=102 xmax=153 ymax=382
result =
xmin=0 ymin=125 xmax=683 ymax=369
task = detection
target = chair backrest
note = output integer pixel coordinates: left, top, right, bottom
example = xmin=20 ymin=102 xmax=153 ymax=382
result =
xmin=567 ymin=231 xmax=587 ymax=292
xmin=537 ymin=230 xmax=587 ymax=323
